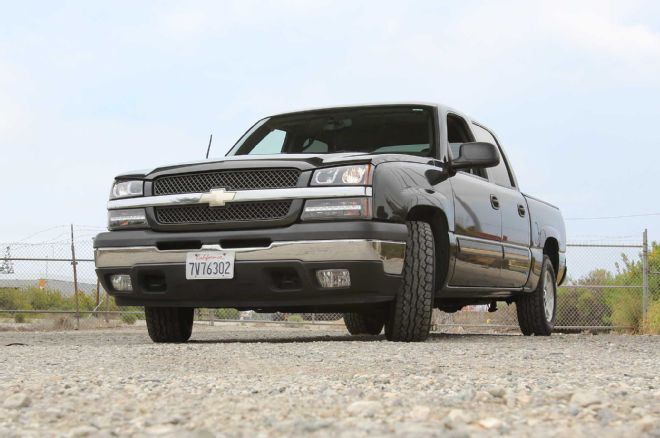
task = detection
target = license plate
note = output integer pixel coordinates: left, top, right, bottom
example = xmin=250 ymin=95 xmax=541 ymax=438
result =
xmin=185 ymin=251 xmax=235 ymax=280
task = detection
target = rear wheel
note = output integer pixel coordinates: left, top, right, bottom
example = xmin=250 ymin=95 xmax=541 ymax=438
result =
xmin=516 ymin=256 xmax=556 ymax=336
xmin=385 ymin=221 xmax=435 ymax=342
xmin=343 ymin=312 xmax=385 ymax=335
xmin=145 ymin=307 xmax=194 ymax=343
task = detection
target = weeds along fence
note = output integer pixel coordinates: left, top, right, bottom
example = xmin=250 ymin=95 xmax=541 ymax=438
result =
xmin=0 ymin=226 xmax=656 ymax=332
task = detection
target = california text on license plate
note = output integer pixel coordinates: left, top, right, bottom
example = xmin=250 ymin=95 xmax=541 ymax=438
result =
xmin=185 ymin=251 xmax=235 ymax=280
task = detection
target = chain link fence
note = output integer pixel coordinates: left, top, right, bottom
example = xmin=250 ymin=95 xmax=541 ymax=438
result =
xmin=434 ymin=234 xmax=656 ymax=332
xmin=1 ymin=226 xmax=656 ymax=332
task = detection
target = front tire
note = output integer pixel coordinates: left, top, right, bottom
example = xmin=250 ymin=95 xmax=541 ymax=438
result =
xmin=385 ymin=221 xmax=435 ymax=342
xmin=343 ymin=312 xmax=385 ymax=335
xmin=145 ymin=307 xmax=194 ymax=343
xmin=516 ymin=256 xmax=556 ymax=336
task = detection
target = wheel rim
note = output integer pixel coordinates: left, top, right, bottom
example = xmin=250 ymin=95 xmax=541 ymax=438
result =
xmin=543 ymin=270 xmax=555 ymax=322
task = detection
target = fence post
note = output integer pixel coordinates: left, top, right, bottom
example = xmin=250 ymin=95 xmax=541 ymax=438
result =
xmin=642 ymin=228 xmax=649 ymax=325
xmin=70 ymin=224 xmax=80 ymax=330
xmin=104 ymin=289 xmax=110 ymax=323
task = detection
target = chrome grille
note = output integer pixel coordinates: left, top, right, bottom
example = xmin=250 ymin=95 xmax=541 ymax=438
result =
xmin=155 ymin=201 xmax=292 ymax=225
xmin=154 ymin=168 xmax=301 ymax=195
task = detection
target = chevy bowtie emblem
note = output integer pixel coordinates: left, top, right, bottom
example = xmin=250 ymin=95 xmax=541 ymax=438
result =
xmin=199 ymin=188 xmax=236 ymax=207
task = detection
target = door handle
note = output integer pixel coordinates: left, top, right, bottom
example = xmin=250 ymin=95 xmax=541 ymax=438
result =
xmin=490 ymin=195 xmax=500 ymax=210
xmin=517 ymin=204 xmax=526 ymax=217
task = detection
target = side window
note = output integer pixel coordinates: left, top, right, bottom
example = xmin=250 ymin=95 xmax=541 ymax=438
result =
xmin=470 ymin=123 xmax=514 ymax=188
xmin=447 ymin=114 xmax=485 ymax=178
xmin=249 ymin=129 xmax=287 ymax=155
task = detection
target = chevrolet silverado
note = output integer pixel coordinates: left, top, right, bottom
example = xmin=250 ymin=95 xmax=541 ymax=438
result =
xmin=94 ymin=103 xmax=566 ymax=342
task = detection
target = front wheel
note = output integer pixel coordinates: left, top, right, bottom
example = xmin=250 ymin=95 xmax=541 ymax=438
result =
xmin=343 ymin=312 xmax=385 ymax=335
xmin=145 ymin=307 xmax=194 ymax=343
xmin=516 ymin=256 xmax=556 ymax=336
xmin=385 ymin=221 xmax=435 ymax=342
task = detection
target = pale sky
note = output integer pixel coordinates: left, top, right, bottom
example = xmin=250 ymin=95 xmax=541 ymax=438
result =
xmin=1 ymin=0 xmax=659 ymax=247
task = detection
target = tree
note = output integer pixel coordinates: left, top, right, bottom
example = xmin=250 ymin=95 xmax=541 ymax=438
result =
xmin=0 ymin=246 xmax=14 ymax=274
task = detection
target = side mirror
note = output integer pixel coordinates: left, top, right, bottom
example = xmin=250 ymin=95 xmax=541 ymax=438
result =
xmin=451 ymin=142 xmax=500 ymax=170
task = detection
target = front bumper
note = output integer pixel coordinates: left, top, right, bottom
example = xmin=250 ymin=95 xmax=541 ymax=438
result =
xmin=96 ymin=240 xmax=405 ymax=274
xmin=94 ymin=222 xmax=407 ymax=310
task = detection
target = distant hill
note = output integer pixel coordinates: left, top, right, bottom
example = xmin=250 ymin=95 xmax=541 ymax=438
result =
xmin=0 ymin=278 xmax=99 ymax=296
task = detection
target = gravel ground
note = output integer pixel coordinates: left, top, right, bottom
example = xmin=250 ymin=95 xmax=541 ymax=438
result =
xmin=0 ymin=324 xmax=658 ymax=437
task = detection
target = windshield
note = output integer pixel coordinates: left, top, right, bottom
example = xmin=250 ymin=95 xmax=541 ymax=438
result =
xmin=228 ymin=106 xmax=434 ymax=157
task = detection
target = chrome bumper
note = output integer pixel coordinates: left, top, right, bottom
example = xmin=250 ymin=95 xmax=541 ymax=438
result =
xmin=95 ymin=239 xmax=406 ymax=275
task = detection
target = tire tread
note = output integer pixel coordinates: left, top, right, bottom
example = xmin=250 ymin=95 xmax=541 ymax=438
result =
xmin=343 ymin=312 xmax=385 ymax=335
xmin=516 ymin=256 xmax=555 ymax=336
xmin=145 ymin=307 xmax=194 ymax=343
xmin=385 ymin=221 xmax=435 ymax=342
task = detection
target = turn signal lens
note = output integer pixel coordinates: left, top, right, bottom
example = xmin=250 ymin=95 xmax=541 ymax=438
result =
xmin=301 ymin=197 xmax=371 ymax=221
xmin=108 ymin=209 xmax=148 ymax=230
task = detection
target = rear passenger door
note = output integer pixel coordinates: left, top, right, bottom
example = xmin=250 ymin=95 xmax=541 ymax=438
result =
xmin=472 ymin=123 xmax=531 ymax=288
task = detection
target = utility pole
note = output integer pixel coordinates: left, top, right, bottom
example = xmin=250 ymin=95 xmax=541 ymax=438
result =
xmin=642 ymin=229 xmax=649 ymax=325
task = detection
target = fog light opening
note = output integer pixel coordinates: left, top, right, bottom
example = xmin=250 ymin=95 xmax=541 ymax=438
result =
xmin=316 ymin=269 xmax=351 ymax=289
xmin=110 ymin=274 xmax=133 ymax=292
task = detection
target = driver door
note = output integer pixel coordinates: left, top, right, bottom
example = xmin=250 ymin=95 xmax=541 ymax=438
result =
xmin=447 ymin=114 xmax=503 ymax=287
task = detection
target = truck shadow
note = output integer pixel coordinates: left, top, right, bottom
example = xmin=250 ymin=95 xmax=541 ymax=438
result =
xmin=187 ymin=332 xmax=517 ymax=344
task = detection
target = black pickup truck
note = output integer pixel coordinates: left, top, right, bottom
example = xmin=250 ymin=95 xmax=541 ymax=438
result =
xmin=94 ymin=103 xmax=566 ymax=342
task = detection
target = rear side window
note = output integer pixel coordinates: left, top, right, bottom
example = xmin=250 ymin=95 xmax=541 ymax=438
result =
xmin=471 ymin=123 xmax=514 ymax=188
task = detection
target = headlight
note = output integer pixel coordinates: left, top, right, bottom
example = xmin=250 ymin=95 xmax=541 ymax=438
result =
xmin=311 ymin=165 xmax=372 ymax=186
xmin=108 ymin=209 xmax=148 ymax=230
xmin=301 ymin=197 xmax=372 ymax=221
xmin=110 ymin=180 xmax=144 ymax=199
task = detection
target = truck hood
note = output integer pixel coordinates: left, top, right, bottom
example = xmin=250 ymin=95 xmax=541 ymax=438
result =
xmin=116 ymin=152 xmax=433 ymax=180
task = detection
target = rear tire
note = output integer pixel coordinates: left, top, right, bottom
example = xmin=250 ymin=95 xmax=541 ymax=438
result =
xmin=343 ymin=312 xmax=385 ymax=335
xmin=145 ymin=307 xmax=194 ymax=343
xmin=385 ymin=221 xmax=435 ymax=342
xmin=516 ymin=256 xmax=556 ymax=336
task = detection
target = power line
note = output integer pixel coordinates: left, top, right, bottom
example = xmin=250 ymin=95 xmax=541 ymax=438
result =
xmin=565 ymin=213 xmax=660 ymax=221
xmin=14 ymin=225 xmax=67 ymax=242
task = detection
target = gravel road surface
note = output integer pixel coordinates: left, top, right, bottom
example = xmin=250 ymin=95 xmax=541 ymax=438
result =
xmin=1 ymin=324 xmax=658 ymax=437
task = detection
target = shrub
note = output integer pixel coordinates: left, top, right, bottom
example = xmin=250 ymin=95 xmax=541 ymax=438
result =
xmin=121 ymin=313 xmax=138 ymax=325
xmin=215 ymin=308 xmax=240 ymax=320
xmin=556 ymin=287 xmax=610 ymax=327
xmin=25 ymin=287 xmax=69 ymax=310
xmin=14 ymin=313 xmax=27 ymax=323
xmin=287 ymin=314 xmax=304 ymax=323
xmin=0 ymin=288 xmax=32 ymax=310
xmin=609 ymin=291 xmax=642 ymax=332
xmin=643 ymin=300 xmax=660 ymax=335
